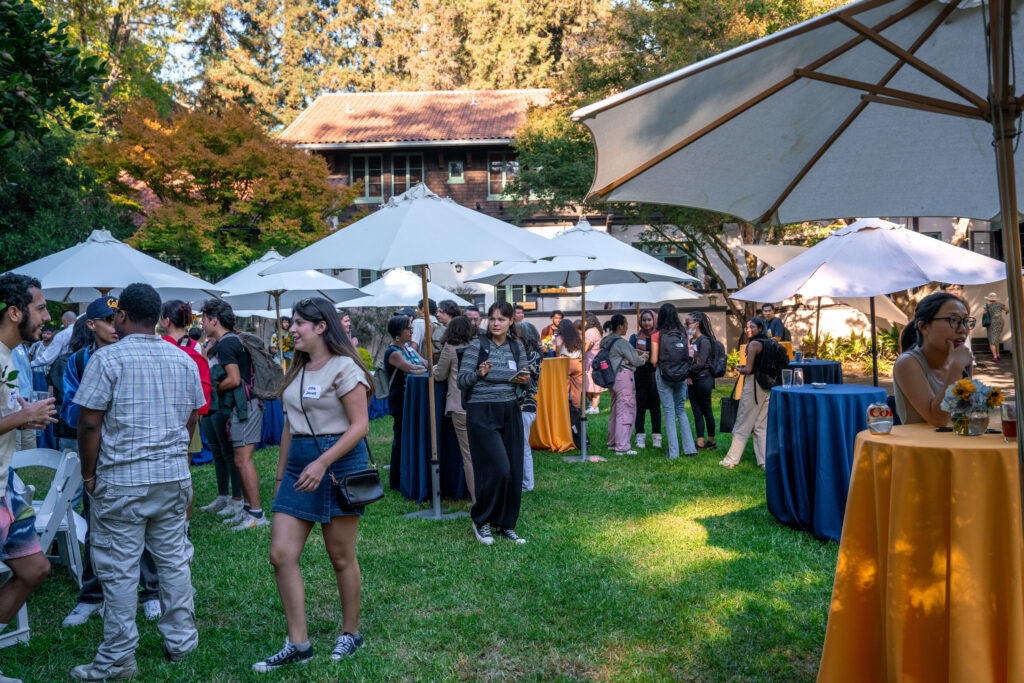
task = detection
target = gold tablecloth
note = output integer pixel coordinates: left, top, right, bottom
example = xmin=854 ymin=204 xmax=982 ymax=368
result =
xmin=529 ymin=357 xmax=574 ymax=453
xmin=818 ymin=423 xmax=1024 ymax=682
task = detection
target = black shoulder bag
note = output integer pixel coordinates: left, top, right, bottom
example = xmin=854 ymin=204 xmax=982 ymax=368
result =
xmin=299 ymin=365 xmax=384 ymax=508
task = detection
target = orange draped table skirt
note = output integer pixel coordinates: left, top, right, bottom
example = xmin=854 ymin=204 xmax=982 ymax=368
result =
xmin=818 ymin=423 xmax=1024 ymax=682
xmin=529 ymin=357 xmax=574 ymax=453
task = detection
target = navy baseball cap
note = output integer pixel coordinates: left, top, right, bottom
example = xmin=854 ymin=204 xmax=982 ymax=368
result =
xmin=86 ymin=296 xmax=118 ymax=320
xmin=397 ymin=307 xmax=416 ymax=316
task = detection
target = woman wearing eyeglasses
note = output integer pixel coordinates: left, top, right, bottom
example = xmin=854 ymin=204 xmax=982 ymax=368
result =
xmin=893 ymin=292 xmax=975 ymax=426
xmin=255 ymin=297 xmax=373 ymax=671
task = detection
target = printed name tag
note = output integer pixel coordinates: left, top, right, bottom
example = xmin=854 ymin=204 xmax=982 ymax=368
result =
xmin=303 ymin=384 xmax=322 ymax=399
xmin=508 ymin=360 xmax=518 ymax=370
xmin=6 ymin=390 xmax=17 ymax=411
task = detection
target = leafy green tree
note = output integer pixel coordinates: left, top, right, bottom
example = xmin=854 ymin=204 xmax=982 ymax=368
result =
xmin=0 ymin=1 xmax=106 ymax=151
xmin=84 ymin=101 xmax=361 ymax=279
xmin=508 ymin=0 xmax=845 ymax=331
xmin=0 ymin=134 xmax=135 ymax=273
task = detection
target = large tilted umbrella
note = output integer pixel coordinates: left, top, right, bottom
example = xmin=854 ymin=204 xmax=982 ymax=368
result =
xmin=263 ymin=183 xmax=572 ymax=520
xmin=731 ymin=219 xmax=1006 ymax=384
xmin=217 ymin=249 xmax=363 ymax=360
xmin=740 ymin=241 xmax=909 ymax=358
xmin=340 ymin=268 xmax=470 ymax=308
xmin=470 ymin=220 xmax=698 ymax=462
xmin=572 ymin=0 xmax=1024 ymax=526
xmin=8 ymin=229 xmax=224 ymax=302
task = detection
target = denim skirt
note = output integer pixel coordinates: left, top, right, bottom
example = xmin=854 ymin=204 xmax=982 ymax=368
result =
xmin=272 ymin=435 xmax=369 ymax=522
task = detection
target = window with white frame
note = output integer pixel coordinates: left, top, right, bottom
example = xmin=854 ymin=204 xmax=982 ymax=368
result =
xmin=447 ymin=159 xmax=465 ymax=184
xmin=488 ymin=152 xmax=519 ymax=200
xmin=351 ymin=155 xmax=383 ymax=203
xmin=392 ymin=154 xmax=423 ymax=196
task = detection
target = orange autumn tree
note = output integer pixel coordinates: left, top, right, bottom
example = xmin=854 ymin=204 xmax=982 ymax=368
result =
xmin=85 ymin=101 xmax=360 ymax=279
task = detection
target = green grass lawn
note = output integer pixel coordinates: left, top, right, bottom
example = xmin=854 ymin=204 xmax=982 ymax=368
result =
xmin=9 ymin=384 xmax=839 ymax=681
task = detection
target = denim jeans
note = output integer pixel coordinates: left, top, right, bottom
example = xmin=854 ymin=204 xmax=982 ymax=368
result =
xmin=656 ymin=371 xmax=697 ymax=458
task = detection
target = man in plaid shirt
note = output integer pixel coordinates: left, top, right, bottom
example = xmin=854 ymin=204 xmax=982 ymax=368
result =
xmin=70 ymin=284 xmax=205 ymax=682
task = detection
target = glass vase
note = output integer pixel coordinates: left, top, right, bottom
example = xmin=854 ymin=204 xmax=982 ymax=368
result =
xmin=952 ymin=410 xmax=989 ymax=436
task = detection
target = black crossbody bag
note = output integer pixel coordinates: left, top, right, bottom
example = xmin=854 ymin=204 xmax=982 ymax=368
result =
xmin=299 ymin=366 xmax=384 ymax=508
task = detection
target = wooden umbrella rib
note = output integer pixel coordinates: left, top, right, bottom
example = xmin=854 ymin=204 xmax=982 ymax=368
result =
xmin=593 ymin=0 xmax=932 ymax=199
xmin=793 ymin=69 xmax=986 ymax=118
xmin=837 ymin=13 xmax=988 ymax=110
xmin=860 ymin=94 xmax=988 ymax=120
xmin=756 ymin=0 xmax=962 ymax=224
xmin=576 ymin=0 xmax=904 ymax=117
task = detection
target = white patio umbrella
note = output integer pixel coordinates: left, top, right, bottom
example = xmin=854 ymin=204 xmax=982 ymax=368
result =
xmin=740 ymin=242 xmax=909 ymax=357
xmin=216 ymin=249 xmax=363 ymax=360
xmin=469 ymin=220 xmax=698 ymax=462
xmin=263 ymin=183 xmax=573 ymax=520
xmin=571 ymin=0 xmax=1024 ymax=500
xmin=340 ymin=268 xmax=470 ymax=308
xmin=731 ymin=218 xmax=1007 ymax=384
xmin=8 ymin=229 xmax=224 ymax=303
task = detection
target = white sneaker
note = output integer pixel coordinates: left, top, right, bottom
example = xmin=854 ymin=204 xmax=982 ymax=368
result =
xmin=614 ymin=449 xmax=638 ymax=456
xmin=200 ymin=496 xmax=231 ymax=513
xmin=652 ymin=433 xmax=662 ymax=448
xmin=635 ymin=433 xmax=646 ymax=449
xmin=0 ymin=668 xmax=22 ymax=683
xmin=585 ymin=407 xmax=599 ymax=415
xmin=232 ymin=514 xmax=270 ymax=531
xmin=62 ymin=601 xmax=103 ymax=628
xmin=142 ymin=599 xmax=161 ymax=621
xmin=217 ymin=499 xmax=244 ymax=517
xmin=223 ymin=508 xmax=250 ymax=525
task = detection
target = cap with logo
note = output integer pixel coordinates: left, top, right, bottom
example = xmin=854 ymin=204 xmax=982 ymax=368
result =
xmin=86 ymin=296 xmax=119 ymax=320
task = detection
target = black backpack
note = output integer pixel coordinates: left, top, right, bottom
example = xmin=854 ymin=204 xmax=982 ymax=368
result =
xmin=589 ymin=347 xmax=617 ymax=388
xmin=658 ymin=329 xmax=691 ymax=382
xmin=754 ymin=337 xmax=790 ymax=391
xmin=708 ymin=339 xmax=728 ymax=378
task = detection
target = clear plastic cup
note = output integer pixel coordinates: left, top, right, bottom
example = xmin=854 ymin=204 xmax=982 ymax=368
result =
xmin=781 ymin=369 xmax=793 ymax=387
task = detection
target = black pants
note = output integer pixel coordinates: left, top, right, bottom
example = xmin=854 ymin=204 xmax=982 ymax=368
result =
xmin=202 ymin=411 xmax=241 ymax=498
xmin=689 ymin=374 xmax=716 ymax=440
xmin=466 ymin=400 xmax=524 ymax=530
xmin=78 ymin=492 xmax=159 ymax=604
xmin=634 ymin=367 xmax=662 ymax=434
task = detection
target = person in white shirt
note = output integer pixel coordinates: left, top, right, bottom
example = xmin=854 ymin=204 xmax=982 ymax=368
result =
xmin=31 ymin=309 xmax=77 ymax=368
xmin=409 ymin=298 xmax=438 ymax=352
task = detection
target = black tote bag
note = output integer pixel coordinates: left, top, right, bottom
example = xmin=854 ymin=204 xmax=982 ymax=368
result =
xmin=719 ymin=378 xmax=741 ymax=433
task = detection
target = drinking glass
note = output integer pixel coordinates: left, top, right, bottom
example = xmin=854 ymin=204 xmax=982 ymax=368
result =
xmin=781 ymin=369 xmax=793 ymax=387
xmin=1002 ymin=401 xmax=1017 ymax=443
xmin=793 ymin=350 xmax=803 ymax=362
xmin=30 ymin=390 xmax=49 ymax=403
xmin=793 ymin=368 xmax=804 ymax=386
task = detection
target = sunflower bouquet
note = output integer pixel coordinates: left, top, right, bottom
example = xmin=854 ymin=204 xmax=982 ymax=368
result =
xmin=941 ymin=378 xmax=1004 ymax=435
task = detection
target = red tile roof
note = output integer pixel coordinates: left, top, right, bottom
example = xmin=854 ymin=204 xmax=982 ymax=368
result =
xmin=278 ymin=89 xmax=550 ymax=146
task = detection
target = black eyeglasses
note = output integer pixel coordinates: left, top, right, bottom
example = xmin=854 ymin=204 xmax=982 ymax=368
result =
xmin=934 ymin=316 xmax=976 ymax=330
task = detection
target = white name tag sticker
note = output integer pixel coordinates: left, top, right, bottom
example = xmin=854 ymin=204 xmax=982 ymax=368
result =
xmin=6 ymin=390 xmax=17 ymax=411
xmin=303 ymin=384 xmax=322 ymax=399
xmin=508 ymin=360 xmax=518 ymax=370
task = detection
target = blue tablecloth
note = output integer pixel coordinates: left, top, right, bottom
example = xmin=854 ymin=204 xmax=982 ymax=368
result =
xmin=400 ymin=375 xmax=468 ymax=503
xmin=258 ymin=399 xmax=284 ymax=449
xmin=369 ymin=396 xmax=390 ymax=420
xmin=765 ymin=384 xmax=886 ymax=542
xmin=787 ymin=360 xmax=843 ymax=384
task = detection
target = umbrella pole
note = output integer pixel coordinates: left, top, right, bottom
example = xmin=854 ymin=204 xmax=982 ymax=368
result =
xmin=636 ymin=302 xmax=640 ymax=330
xmin=814 ymin=296 xmax=822 ymax=358
xmin=869 ymin=296 xmax=878 ymax=388
xmin=579 ymin=271 xmax=591 ymax=463
xmin=990 ymin=0 xmax=1024 ymax=545
xmin=405 ymin=266 xmax=467 ymax=521
xmin=273 ymin=292 xmax=283 ymax=366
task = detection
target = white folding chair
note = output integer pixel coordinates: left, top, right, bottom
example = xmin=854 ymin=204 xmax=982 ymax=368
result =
xmin=0 ymin=561 xmax=29 ymax=648
xmin=12 ymin=448 xmax=85 ymax=587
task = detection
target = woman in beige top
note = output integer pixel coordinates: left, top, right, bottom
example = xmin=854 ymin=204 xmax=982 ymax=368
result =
xmin=892 ymin=292 xmax=975 ymax=427
xmin=433 ymin=315 xmax=478 ymax=504
xmin=255 ymin=298 xmax=373 ymax=672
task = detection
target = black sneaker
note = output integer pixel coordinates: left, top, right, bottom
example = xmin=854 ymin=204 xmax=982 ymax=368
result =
xmin=495 ymin=527 xmax=526 ymax=545
xmin=473 ymin=522 xmax=494 ymax=546
xmin=252 ymin=639 xmax=313 ymax=672
xmin=331 ymin=632 xmax=364 ymax=660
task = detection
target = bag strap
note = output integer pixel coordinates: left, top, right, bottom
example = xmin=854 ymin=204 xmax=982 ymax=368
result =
xmin=299 ymin=365 xmax=376 ymax=468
